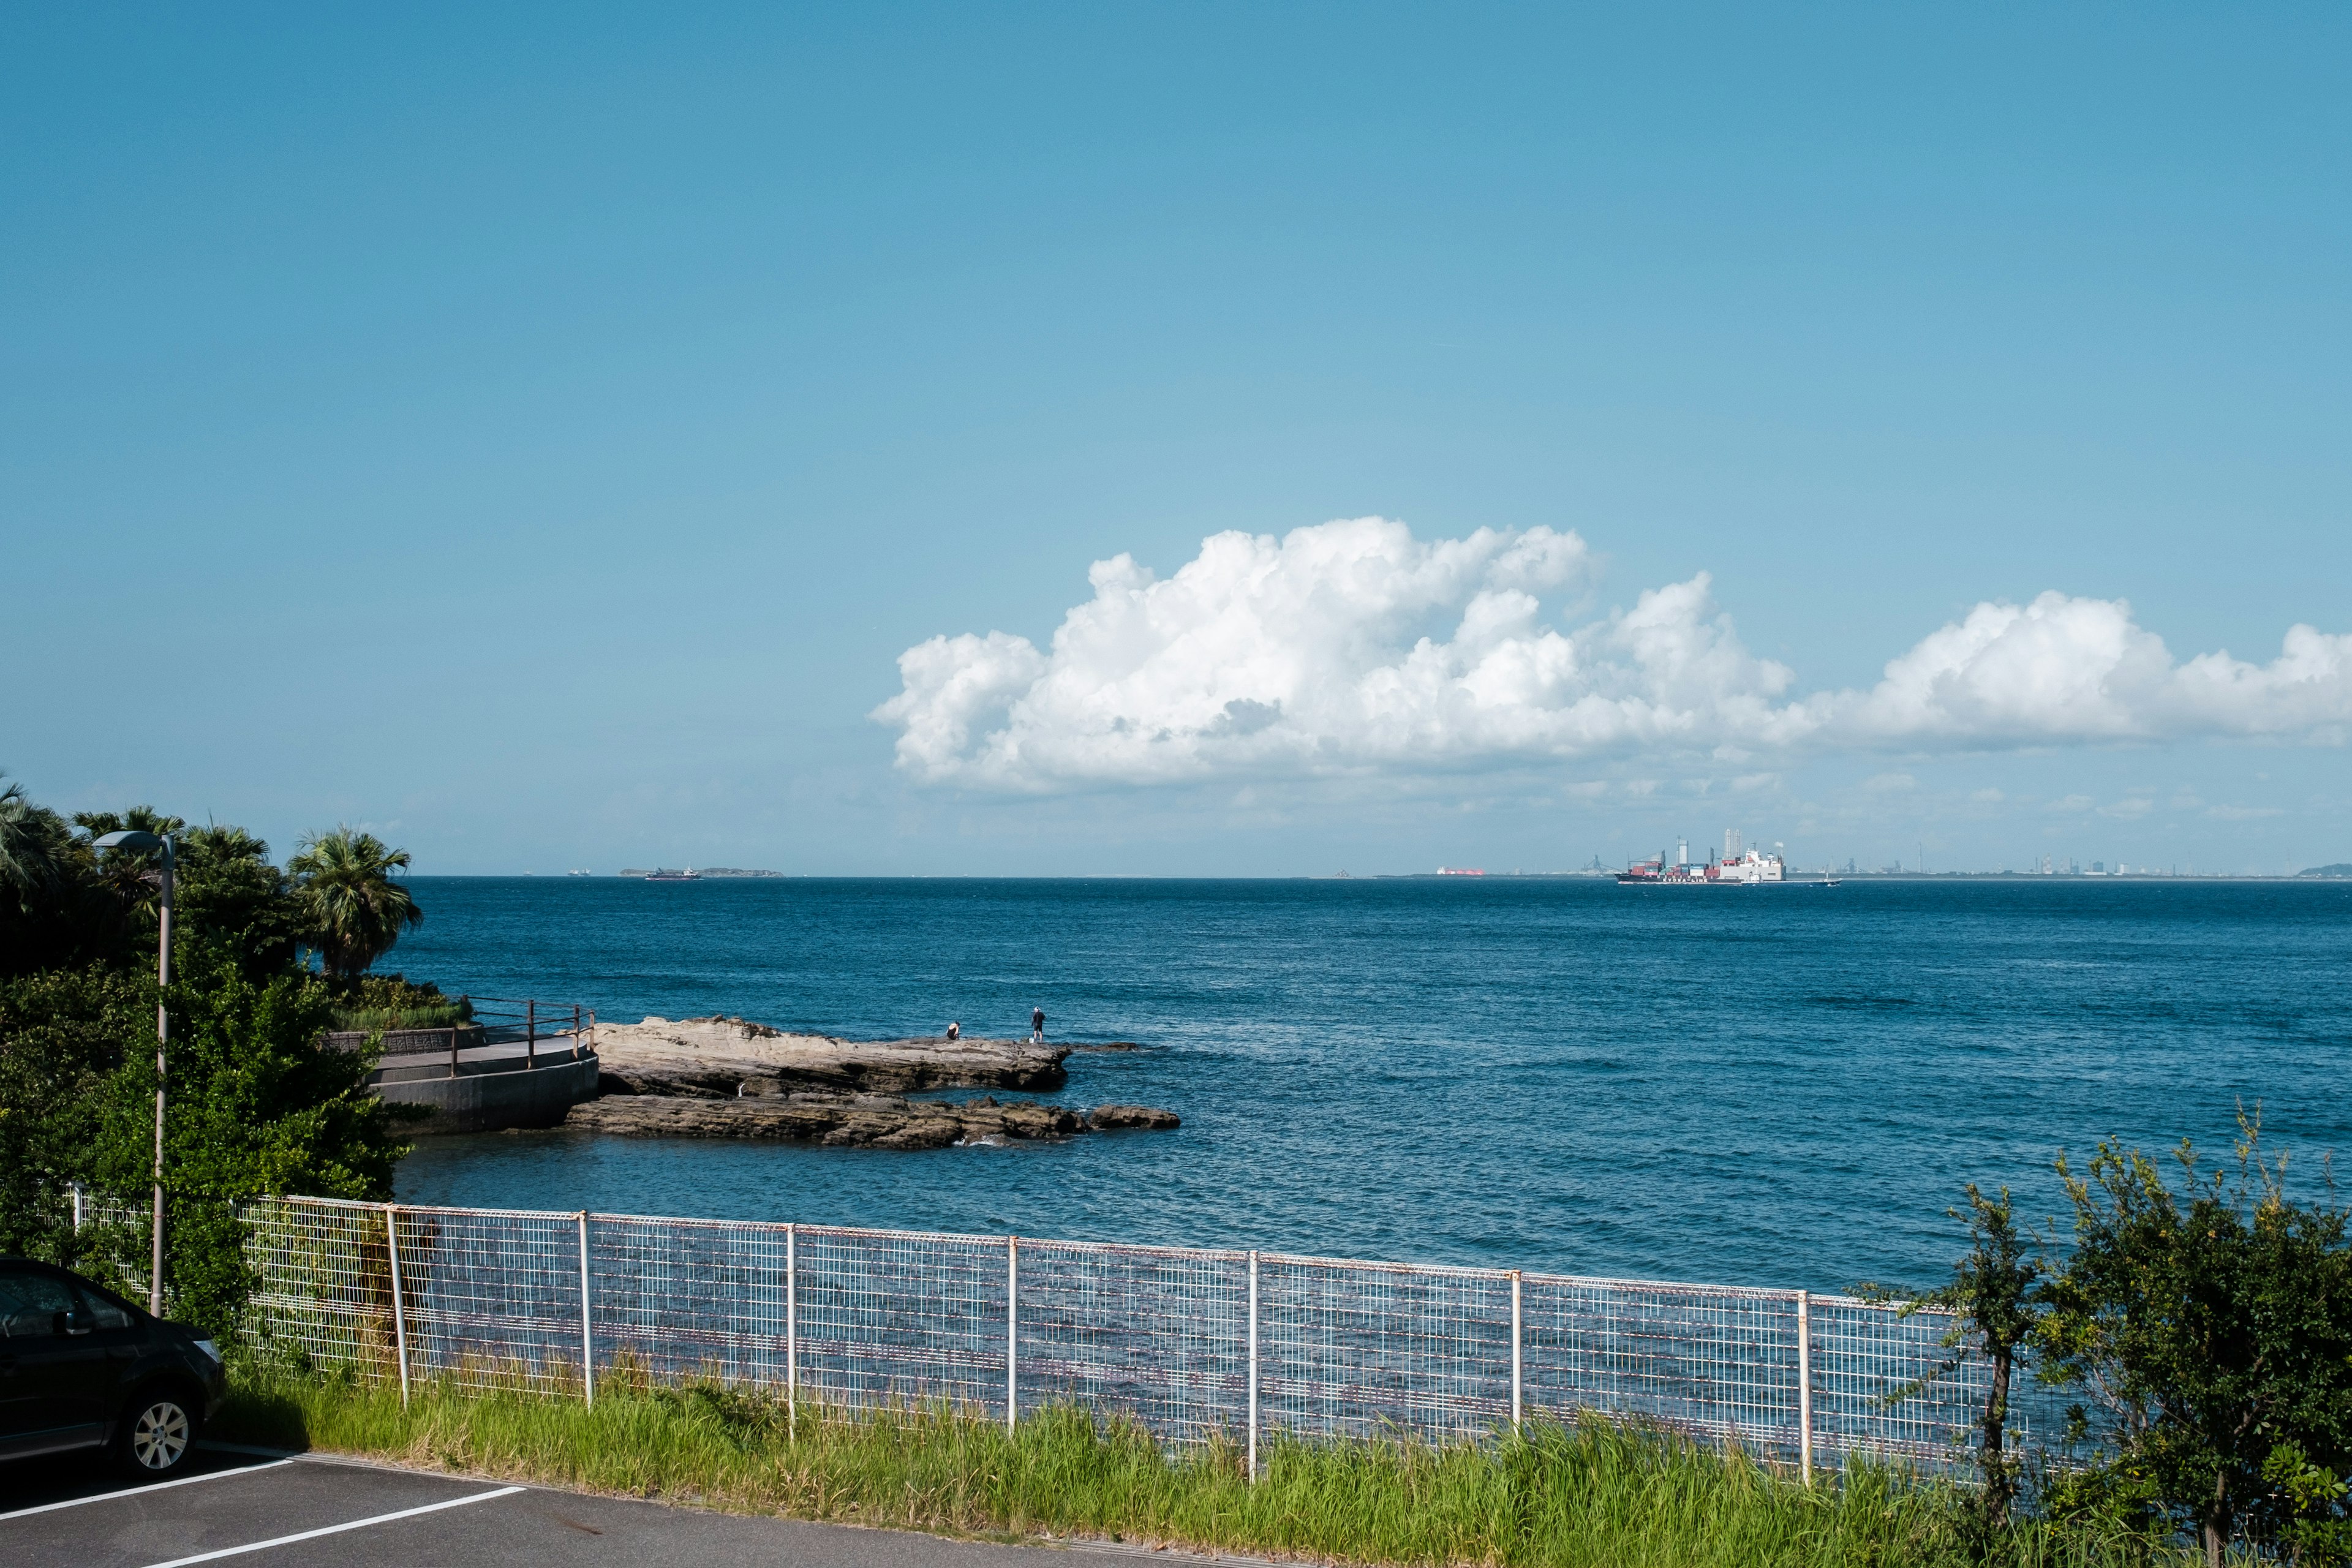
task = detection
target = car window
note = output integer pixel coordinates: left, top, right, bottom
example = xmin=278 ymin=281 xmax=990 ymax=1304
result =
xmin=0 ymin=1268 xmax=77 ymax=1338
xmin=74 ymin=1284 xmax=134 ymax=1331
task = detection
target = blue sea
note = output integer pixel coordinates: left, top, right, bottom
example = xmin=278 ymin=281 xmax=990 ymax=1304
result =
xmin=391 ymin=876 xmax=2350 ymax=1294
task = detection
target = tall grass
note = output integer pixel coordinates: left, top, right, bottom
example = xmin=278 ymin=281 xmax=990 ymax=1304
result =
xmin=328 ymin=1001 xmax=469 ymax=1032
xmin=217 ymin=1367 xmax=2182 ymax=1568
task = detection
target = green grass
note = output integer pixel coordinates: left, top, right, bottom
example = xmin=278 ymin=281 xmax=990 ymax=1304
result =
xmin=215 ymin=1366 xmax=2182 ymax=1568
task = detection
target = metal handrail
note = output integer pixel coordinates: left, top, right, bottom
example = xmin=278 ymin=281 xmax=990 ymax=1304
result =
xmin=328 ymin=998 xmax=596 ymax=1079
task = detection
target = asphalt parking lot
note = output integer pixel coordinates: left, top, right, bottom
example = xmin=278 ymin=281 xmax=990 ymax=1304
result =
xmin=0 ymin=1446 xmax=1160 ymax=1567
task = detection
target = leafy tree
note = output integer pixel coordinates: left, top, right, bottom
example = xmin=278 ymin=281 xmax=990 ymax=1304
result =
xmin=2 ymin=777 xmax=429 ymax=1332
xmin=1861 ymin=1184 xmax=2047 ymax=1559
xmin=2040 ymin=1116 xmax=2352 ymax=1568
xmin=74 ymin=810 xmax=304 ymax=982
xmin=0 ymin=965 xmax=148 ymax=1263
xmin=288 ymin=826 xmax=423 ymax=979
xmin=91 ymin=947 xmax=417 ymax=1336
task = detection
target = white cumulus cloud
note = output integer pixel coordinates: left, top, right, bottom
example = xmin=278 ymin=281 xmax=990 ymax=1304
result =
xmin=874 ymin=516 xmax=2352 ymax=791
xmin=1830 ymin=592 xmax=2352 ymax=744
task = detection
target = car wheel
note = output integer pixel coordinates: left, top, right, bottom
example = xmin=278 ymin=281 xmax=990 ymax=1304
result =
xmin=116 ymin=1387 xmax=200 ymax=1478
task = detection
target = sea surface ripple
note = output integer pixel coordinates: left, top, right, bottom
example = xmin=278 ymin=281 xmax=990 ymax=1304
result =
xmin=391 ymin=876 xmax=2350 ymax=1292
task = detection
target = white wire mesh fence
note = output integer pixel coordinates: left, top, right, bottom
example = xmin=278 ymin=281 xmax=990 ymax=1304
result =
xmin=198 ymin=1193 xmax=2075 ymax=1474
xmin=1522 ymin=1273 xmax=1800 ymax=1454
xmin=56 ymin=1184 xmax=165 ymax=1304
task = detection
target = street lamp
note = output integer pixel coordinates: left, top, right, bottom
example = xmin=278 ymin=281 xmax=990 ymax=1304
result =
xmin=94 ymin=829 xmax=173 ymax=1317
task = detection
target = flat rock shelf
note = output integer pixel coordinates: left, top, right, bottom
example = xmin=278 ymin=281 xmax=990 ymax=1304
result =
xmin=565 ymin=1014 xmax=1177 ymax=1149
xmin=591 ymin=1014 xmax=1077 ymax=1094
xmin=567 ymin=1091 xmax=1178 ymax=1149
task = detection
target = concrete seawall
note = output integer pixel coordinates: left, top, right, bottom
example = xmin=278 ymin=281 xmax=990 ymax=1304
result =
xmin=373 ymin=1051 xmax=602 ymax=1134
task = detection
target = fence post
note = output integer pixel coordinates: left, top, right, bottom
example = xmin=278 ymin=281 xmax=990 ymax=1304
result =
xmin=385 ymin=1204 xmax=411 ymax=1407
xmin=785 ymin=1223 xmax=797 ymax=1438
xmin=1795 ymin=1289 xmax=1812 ymax=1485
xmin=448 ymin=1025 xmax=459 ymax=1079
xmin=1510 ymin=1270 xmax=1523 ymax=1432
xmin=1246 ymin=1250 xmax=1260 ymax=1482
xmin=573 ymin=1005 xmax=582 ymax=1061
xmin=70 ymin=1182 xmax=85 ymax=1235
xmin=528 ymin=1000 xmax=538 ymax=1068
xmin=1006 ymin=1235 xmax=1020 ymax=1435
xmin=579 ymin=1211 xmax=595 ymax=1409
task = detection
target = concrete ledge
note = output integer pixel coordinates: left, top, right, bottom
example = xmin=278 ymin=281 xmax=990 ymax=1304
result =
xmin=374 ymin=1051 xmax=601 ymax=1134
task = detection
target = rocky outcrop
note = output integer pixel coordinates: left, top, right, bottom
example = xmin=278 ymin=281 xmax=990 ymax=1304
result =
xmin=590 ymin=1015 xmax=1069 ymax=1097
xmin=563 ymin=1089 xmax=1177 ymax=1150
xmin=566 ymin=1014 xmax=1176 ymax=1150
xmin=1085 ymin=1103 xmax=1181 ymax=1130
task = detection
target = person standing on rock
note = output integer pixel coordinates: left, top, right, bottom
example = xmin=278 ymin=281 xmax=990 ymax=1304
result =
xmin=946 ymin=1021 xmax=960 ymax=1041
xmin=1030 ymin=1006 xmax=1045 ymax=1044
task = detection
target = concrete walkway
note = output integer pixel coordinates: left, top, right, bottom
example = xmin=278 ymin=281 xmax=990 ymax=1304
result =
xmin=369 ymin=1031 xmax=589 ymax=1084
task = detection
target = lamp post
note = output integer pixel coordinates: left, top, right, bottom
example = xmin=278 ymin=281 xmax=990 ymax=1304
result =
xmin=94 ymin=829 xmax=173 ymax=1316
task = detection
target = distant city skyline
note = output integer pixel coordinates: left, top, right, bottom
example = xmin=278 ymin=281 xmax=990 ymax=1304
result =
xmin=6 ymin=5 xmax=2348 ymax=875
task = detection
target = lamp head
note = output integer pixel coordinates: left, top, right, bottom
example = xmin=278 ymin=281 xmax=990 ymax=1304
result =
xmin=93 ymin=830 xmax=169 ymax=853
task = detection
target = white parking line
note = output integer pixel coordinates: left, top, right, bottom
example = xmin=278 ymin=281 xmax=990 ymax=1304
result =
xmin=137 ymin=1485 xmax=525 ymax=1567
xmin=0 ymin=1460 xmax=294 ymax=1523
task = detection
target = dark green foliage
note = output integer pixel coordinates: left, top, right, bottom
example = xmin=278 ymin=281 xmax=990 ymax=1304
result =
xmin=72 ymin=810 xmax=303 ymax=982
xmin=0 ymin=772 xmax=75 ymax=905
xmin=329 ymin=973 xmax=470 ymax=1031
xmin=2040 ymin=1117 xmax=2352 ymax=1568
xmin=1 ymin=772 xmax=427 ymax=1337
xmin=88 ymin=949 xmax=417 ymax=1336
xmin=175 ymin=824 xmax=304 ymax=980
xmin=0 ymin=965 xmax=148 ymax=1262
xmin=3 ymin=793 xmax=307 ymax=982
xmin=0 ymin=777 xmax=135 ymax=976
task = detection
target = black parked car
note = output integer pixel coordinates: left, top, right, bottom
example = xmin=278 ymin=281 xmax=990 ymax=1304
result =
xmin=0 ymin=1257 xmax=228 ymax=1479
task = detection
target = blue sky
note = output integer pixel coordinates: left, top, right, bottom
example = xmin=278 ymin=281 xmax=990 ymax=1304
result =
xmin=6 ymin=3 xmax=2348 ymax=875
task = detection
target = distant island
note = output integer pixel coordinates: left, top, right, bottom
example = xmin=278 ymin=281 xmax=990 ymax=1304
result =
xmin=2302 ymin=863 xmax=2352 ymax=879
xmin=616 ymin=867 xmax=785 ymax=878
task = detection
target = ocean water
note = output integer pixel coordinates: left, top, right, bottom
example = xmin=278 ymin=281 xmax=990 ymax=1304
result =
xmin=391 ymin=876 xmax=2350 ymax=1294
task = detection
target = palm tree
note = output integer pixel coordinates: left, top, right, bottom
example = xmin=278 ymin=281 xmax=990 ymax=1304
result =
xmin=0 ymin=772 xmax=75 ymax=905
xmin=288 ymin=826 xmax=423 ymax=979
xmin=72 ymin=805 xmax=186 ymax=919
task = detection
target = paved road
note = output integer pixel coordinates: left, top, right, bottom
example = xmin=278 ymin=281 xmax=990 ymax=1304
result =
xmin=0 ymin=1446 xmax=1185 ymax=1567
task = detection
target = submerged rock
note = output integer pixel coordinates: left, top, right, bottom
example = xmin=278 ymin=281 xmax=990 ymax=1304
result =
xmin=1087 ymin=1104 xmax=1182 ymax=1130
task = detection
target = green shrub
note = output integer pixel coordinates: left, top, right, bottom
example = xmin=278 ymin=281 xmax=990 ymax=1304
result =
xmin=329 ymin=974 xmax=469 ymax=1031
xmin=329 ymin=1002 xmax=470 ymax=1033
xmin=2041 ymin=1117 xmax=2352 ymax=1568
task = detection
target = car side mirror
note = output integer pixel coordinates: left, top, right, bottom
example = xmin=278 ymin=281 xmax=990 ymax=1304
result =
xmin=57 ymin=1308 xmax=92 ymax=1337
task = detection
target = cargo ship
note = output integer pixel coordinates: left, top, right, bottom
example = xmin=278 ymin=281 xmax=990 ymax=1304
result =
xmin=1618 ymin=848 xmax=1786 ymax=885
xmin=643 ymin=866 xmax=703 ymax=882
